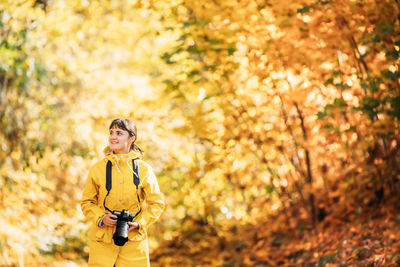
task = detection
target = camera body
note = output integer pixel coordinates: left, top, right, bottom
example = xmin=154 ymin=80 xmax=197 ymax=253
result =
xmin=112 ymin=209 xmax=134 ymax=246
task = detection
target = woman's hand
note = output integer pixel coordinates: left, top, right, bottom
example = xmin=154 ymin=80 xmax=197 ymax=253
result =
xmin=128 ymin=221 xmax=139 ymax=232
xmin=103 ymin=213 xmax=118 ymax=227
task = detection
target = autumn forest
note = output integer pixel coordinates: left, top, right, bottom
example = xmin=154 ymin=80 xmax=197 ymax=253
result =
xmin=1 ymin=0 xmax=400 ymax=266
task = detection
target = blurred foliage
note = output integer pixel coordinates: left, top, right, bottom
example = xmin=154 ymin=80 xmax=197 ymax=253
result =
xmin=0 ymin=0 xmax=399 ymax=266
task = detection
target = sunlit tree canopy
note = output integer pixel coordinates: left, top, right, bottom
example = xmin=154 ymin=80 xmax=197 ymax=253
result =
xmin=1 ymin=0 xmax=399 ymax=265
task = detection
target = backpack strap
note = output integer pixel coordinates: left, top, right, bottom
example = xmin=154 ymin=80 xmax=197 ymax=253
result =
xmin=106 ymin=160 xmax=112 ymax=192
xmin=132 ymin=159 xmax=142 ymax=219
xmin=103 ymin=159 xmax=142 ymax=219
xmin=133 ymin=159 xmax=139 ymax=188
xmin=103 ymin=160 xmax=113 ymax=212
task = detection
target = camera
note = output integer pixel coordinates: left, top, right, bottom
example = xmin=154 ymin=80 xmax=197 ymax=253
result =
xmin=112 ymin=209 xmax=134 ymax=246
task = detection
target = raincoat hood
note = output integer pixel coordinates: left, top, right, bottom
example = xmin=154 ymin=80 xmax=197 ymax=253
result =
xmin=102 ymin=146 xmax=142 ymax=162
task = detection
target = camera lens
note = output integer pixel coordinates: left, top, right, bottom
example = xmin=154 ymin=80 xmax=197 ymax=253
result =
xmin=113 ymin=220 xmax=130 ymax=246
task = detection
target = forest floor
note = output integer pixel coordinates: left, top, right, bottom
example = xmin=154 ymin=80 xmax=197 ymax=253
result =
xmin=152 ymin=167 xmax=400 ymax=267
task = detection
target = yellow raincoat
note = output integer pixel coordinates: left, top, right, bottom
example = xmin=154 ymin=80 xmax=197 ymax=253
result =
xmin=81 ymin=147 xmax=165 ymax=267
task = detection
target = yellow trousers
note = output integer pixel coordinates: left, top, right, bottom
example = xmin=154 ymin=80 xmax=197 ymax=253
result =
xmin=88 ymin=238 xmax=150 ymax=267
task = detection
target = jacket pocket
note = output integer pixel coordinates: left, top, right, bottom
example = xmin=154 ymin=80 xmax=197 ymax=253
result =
xmin=89 ymin=226 xmax=106 ymax=241
xmin=96 ymin=228 xmax=105 ymax=240
xmin=128 ymin=226 xmax=146 ymax=241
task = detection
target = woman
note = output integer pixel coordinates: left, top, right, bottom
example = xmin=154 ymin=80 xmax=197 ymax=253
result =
xmin=81 ymin=118 xmax=165 ymax=267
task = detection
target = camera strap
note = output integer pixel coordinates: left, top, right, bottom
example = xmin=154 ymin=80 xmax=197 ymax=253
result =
xmin=103 ymin=159 xmax=142 ymax=219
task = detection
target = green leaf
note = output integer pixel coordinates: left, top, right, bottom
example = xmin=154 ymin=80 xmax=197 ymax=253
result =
xmin=265 ymin=184 xmax=274 ymax=194
xmin=387 ymin=96 xmax=400 ymax=119
xmin=228 ymin=47 xmax=236 ymax=55
xmin=317 ymin=111 xmax=328 ymax=119
xmin=183 ymin=18 xmax=198 ymax=28
xmin=161 ymin=52 xmax=174 ymax=64
xmin=161 ymin=48 xmax=183 ymax=64
xmin=299 ymin=26 xmax=309 ymax=32
xmin=361 ymin=82 xmax=368 ymax=91
xmin=386 ymin=50 xmax=399 ymax=60
xmin=334 ymin=83 xmax=351 ymax=91
xmin=381 ymin=69 xmax=399 ymax=81
xmin=324 ymin=104 xmax=334 ymax=110
xmin=379 ymin=131 xmax=394 ymax=139
xmin=334 ymin=98 xmax=347 ymax=107
xmin=322 ymin=124 xmax=334 ymax=131
xmin=271 ymin=237 xmax=283 ymax=246
xmin=346 ymin=126 xmax=357 ymax=132
xmin=324 ymin=77 xmax=333 ymax=86
xmin=19 ymin=30 xmax=27 ymax=40
xmin=205 ymin=39 xmax=221 ymax=45
xmin=178 ymin=34 xmax=187 ymax=41
xmin=332 ymin=70 xmax=343 ymax=77
xmin=34 ymin=63 xmax=47 ymax=80
xmin=372 ymin=35 xmax=381 ymax=43
xmin=187 ymin=45 xmax=201 ymax=54
xmin=297 ymin=5 xmax=313 ymax=13
xmin=362 ymin=97 xmax=380 ymax=108
xmin=361 ymin=76 xmax=382 ymax=92
xmin=361 ymin=97 xmax=381 ymax=119
xmin=188 ymin=70 xmax=200 ymax=77
xmin=377 ymin=21 xmax=393 ymax=35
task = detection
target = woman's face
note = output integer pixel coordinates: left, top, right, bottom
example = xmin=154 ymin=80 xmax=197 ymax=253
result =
xmin=109 ymin=126 xmax=135 ymax=154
